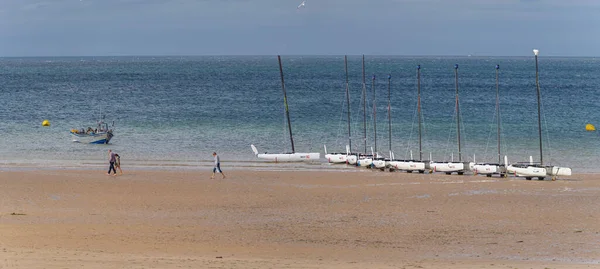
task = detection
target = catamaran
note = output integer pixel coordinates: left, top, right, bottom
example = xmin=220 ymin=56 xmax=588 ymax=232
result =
xmin=430 ymin=64 xmax=474 ymax=175
xmin=324 ymin=56 xmax=359 ymax=164
xmin=250 ymin=55 xmax=320 ymax=162
xmin=379 ymin=73 xmax=415 ymax=171
xmin=369 ymin=74 xmax=387 ymax=170
xmin=388 ymin=65 xmax=429 ymax=173
xmin=472 ymin=65 xmax=507 ymax=177
xmin=506 ymin=49 xmax=571 ymax=180
xmin=355 ymin=55 xmax=374 ymax=167
xmin=382 ymin=73 xmax=400 ymax=171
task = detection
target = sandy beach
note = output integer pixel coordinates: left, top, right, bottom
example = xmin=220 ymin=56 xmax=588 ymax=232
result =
xmin=1 ymin=169 xmax=599 ymax=268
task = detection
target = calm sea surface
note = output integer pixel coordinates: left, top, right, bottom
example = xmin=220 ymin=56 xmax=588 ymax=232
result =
xmin=1 ymin=56 xmax=599 ymax=172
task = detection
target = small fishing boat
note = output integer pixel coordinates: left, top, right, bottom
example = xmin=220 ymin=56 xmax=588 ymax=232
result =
xmin=506 ymin=49 xmax=572 ymax=180
xmin=250 ymin=55 xmax=320 ymax=162
xmin=70 ymin=118 xmax=114 ymax=144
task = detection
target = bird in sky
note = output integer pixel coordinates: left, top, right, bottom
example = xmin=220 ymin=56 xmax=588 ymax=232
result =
xmin=297 ymin=0 xmax=306 ymax=9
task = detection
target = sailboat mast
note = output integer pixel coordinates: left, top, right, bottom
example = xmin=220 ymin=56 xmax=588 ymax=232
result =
xmin=388 ymin=74 xmax=392 ymax=156
xmin=372 ymin=75 xmax=377 ymax=156
xmin=345 ymin=55 xmax=352 ymax=153
xmin=277 ymin=55 xmax=295 ymax=153
xmin=417 ymin=65 xmax=422 ymax=161
xmin=454 ymin=64 xmax=462 ymax=162
xmin=496 ymin=65 xmax=501 ymax=165
xmin=362 ymin=55 xmax=367 ymax=155
xmin=534 ymin=49 xmax=543 ymax=165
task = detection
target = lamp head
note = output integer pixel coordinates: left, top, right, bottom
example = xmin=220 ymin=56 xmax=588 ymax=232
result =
xmin=454 ymin=64 xmax=459 ymax=69
xmin=496 ymin=65 xmax=500 ymax=70
xmin=533 ymin=49 xmax=539 ymax=56
xmin=417 ymin=65 xmax=421 ymax=70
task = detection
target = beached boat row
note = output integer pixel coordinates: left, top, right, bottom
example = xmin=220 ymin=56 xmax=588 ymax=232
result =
xmin=250 ymin=51 xmax=572 ymax=181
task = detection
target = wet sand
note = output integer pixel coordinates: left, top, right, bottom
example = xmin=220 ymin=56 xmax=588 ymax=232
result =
xmin=1 ymin=169 xmax=599 ymax=268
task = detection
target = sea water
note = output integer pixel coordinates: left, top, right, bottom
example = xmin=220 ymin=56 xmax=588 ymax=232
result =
xmin=1 ymin=56 xmax=599 ymax=172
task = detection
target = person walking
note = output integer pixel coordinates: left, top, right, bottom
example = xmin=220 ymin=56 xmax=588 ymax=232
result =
xmin=107 ymin=149 xmax=117 ymax=176
xmin=211 ymin=152 xmax=226 ymax=179
xmin=114 ymin=153 xmax=123 ymax=175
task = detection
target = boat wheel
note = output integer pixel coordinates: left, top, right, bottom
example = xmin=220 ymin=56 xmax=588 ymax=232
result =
xmin=486 ymin=174 xmax=492 ymax=177
xmin=457 ymin=172 xmax=464 ymax=175
xmin=419 ymin=170 xmax=425 ymax=174
xmin=445 ymin=172 xmax=452 ymax=175
xmin=526 ymin=177 xmax=532 ymax=180
xmin=406 ymin=171 xmax=413 ymax=173
xmin=538 ymin=177 xmax=545 ymax=180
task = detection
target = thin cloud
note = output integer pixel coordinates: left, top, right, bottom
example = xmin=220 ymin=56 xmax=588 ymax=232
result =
xmin=1 ymin=0 xmax=599 ymax=56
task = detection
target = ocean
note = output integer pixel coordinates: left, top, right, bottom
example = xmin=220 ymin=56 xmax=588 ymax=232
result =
xmin=1 ymin=55 xmax=599 ymax=172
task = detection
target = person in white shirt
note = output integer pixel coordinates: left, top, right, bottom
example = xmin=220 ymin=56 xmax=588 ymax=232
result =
xmin=211 ymin=152 xmax=226 ymax=179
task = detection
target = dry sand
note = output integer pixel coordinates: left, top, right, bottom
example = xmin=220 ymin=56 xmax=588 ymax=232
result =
xmin=1 ymin=169 xmax=599 ymax=268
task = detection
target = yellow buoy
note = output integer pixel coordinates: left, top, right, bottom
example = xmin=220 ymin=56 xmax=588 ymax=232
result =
xmin=586 ymin=123 xmax=595 ymax=131
xmin=42 ymin=120 xmax=50 ymax=127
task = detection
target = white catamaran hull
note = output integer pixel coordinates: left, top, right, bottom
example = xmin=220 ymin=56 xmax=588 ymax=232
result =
xmin=251 ymin=145 xmax=320 ymax=162
xmin=346 ymin=155 xmax=358 ymax=165
xmin=506 ymin=165 xmax=546 ymax=178
xmin=256 ymin=153 xmax=320 ymax=162
xmin=372 ymin=159 xmax=386 ymax=169
xmin=551 ymin=166 xmax=572 ymax=176
xmin=431 ymin=162 xmax=473 ymax=174
xmin=356 ymin=158 xmax=373 ymax=167
xmin=507 ymin=165 xmax=572 ymax=178
xmin=389 ymin=161 xmax=427 ymax=172
xmin=473 ymin=164 xmax=506 ymax=175
xmin=325 ymin=154 xmax=348 ymax=164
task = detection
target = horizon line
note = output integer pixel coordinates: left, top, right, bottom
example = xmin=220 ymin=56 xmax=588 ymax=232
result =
xmin=1 ymin=54 xmax=598 ymax=58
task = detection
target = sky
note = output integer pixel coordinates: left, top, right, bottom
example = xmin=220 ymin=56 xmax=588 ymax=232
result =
xmin=1 ymin=0 xmax=599 ymax=56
